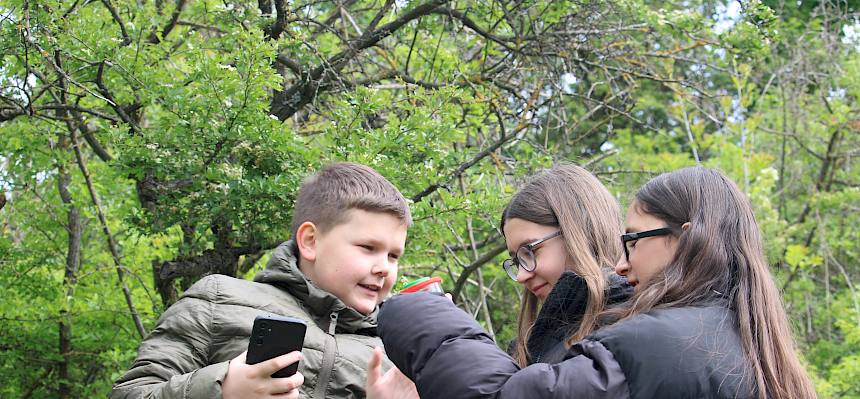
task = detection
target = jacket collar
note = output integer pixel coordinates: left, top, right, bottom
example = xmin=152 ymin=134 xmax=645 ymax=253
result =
xmin=253 ymin=241 xmax=378 ymax=334
xmin=536 ymin=271 xmax=632 ymax=329
xmin=527 ymin=271 xmax=633 ymax=362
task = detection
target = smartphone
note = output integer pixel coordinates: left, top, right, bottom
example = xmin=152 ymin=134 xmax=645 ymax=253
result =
xmin=246 ymin=314 xmax=307 ymax=378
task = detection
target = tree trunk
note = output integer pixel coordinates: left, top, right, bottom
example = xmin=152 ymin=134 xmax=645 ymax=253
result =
xmin=57 ymin=137 xmax=82 ymax=399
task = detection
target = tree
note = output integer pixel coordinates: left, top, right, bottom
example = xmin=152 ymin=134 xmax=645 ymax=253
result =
xmin=1 ymin=0 xmax=857 ymax=397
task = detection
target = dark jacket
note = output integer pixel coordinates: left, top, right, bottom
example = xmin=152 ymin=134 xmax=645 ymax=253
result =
xmin=378 ymin=293 xmax=753 ymax=399
xmin=110 ymin=241 xmax=391 ymax=399
xmin=525 ymin=272 xmax=632 ymax=364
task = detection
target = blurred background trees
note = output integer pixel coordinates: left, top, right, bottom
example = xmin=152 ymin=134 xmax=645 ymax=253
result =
xmin=1 ymin=0 xmax=858 ymax=396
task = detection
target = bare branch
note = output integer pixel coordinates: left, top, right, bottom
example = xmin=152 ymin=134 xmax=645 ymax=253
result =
xmin=99 ymin=0 xmax=131 ymax=46
xmin=69 ymin=126 xmax=147 ymax=338
xmin=95 ymin=62 xmax=140 ymax=132
xmin=38 ymin=104 xmax=121 ymax=124
xmin=431 ymin=7 xmax=517 ymax=52
xmin=148 ymin=0 xmax=187 ymax=44
xmin=177 ymin=20 xmax=227 ymax=34
xmin=451 ymin=242 xmax=507 ymax=301
xmin=411 ymin=129 xmax=516 ymax=203
xmin=412 ymin=80 xmax=544 ymax=203
xmin=78 ymin=122 xmax=113 ymax=162
xmin=271 ymin=0 xmax=451 ymax=120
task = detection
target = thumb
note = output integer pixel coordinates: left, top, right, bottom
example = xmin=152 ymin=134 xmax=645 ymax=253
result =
xmin=257 ymin=351 xmax=302 ymax=376
xmin=367 ymin=347 xmax=384 ymax=386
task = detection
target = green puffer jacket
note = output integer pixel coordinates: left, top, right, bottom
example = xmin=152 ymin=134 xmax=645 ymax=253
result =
xmin=110 ymin=241 xmax=391 ymax=399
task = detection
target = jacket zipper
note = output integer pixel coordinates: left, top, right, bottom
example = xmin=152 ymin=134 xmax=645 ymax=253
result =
xmin=312 ymin=311 xmax=339 ymax=399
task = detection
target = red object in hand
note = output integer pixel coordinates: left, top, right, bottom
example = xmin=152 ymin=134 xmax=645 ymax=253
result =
xmin=400 ymin=277 xmax=444 ymax=294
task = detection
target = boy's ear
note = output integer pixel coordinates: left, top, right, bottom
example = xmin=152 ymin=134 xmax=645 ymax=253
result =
xmin=295 ymin=221 xmax=319 ymax=262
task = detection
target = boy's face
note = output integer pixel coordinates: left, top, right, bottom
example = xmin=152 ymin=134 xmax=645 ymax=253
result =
xmin=297 ymin=209 xmax=407 ymax=315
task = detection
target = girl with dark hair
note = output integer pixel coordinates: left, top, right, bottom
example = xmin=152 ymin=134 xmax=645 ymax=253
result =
xmin=374 ymin=167 xmax=816 ymax=399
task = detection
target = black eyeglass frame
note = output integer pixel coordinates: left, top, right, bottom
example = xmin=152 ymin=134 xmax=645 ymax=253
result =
xmin=501 ymin=230 xmax=562 ymax=281
xmin=620 ymin=227 xmax=674 ymax=262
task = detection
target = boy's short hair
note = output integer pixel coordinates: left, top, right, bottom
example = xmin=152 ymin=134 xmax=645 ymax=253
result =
xmin=290 ymin=162 xmax=412 ymax=238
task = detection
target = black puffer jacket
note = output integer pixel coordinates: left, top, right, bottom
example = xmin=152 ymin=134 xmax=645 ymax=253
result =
xmin=524 ymin=271 xmax=632 ymax=364
xmin=379 ymin=293 xmax=753 ymax=399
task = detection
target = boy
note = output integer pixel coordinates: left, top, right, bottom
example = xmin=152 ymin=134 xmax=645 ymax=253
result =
xmin=110 ymin=162 xmax=411 ymax=399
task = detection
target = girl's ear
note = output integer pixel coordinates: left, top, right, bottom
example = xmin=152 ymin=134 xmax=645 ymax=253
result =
xmin=681 ymin=222 xmax=691 ymax=231
xmin=295 ymin=221 xmax=319 ymax=262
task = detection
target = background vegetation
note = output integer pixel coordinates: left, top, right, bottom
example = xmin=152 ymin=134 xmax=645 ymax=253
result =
xmin=1 ymin=0 xmax=858 ymax=396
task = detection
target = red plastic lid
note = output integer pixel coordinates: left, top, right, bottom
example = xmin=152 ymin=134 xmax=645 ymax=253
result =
xmin=400 ymin=276 xmax=443 ymax=293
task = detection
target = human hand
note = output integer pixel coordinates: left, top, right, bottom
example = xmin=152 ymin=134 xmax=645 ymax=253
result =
xmin=222 ymin=351 xmax=304 ymax=399
xmin=366 ymin=347 xmax=419 ymax=399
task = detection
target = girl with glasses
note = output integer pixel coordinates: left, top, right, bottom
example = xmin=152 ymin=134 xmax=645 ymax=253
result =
xmin=366 ymin=163 xmax=628 ymax=399
xmin=498 ymin=163 xmax=631 ymax=366
xmin=375 ymin=167 xmax=815 ymax=399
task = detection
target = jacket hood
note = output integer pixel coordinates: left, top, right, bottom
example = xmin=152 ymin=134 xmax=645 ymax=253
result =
xmin=253 ymin=240 xmax=378 ymax=333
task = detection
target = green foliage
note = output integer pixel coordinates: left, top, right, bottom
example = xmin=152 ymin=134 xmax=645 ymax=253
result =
xmin=1 ymin=0 xmax=859 ymax=397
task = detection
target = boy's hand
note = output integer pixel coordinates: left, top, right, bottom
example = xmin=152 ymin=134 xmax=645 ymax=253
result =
xmin=222 ymin=351 xmax=304 ymax=399
xmin=366 ymin=347 xmax=419 ymax=399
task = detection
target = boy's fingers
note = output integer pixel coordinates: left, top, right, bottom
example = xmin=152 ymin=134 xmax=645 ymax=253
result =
xmin=270 ymin=371 xmax=304 ymax=394
xmin=366 ymin=347 xmax=383 ymax=385
xmin=257 ymin=351 xmax=302 ymax=376
xmin=445 ymin=293 xmax=453 ymax=301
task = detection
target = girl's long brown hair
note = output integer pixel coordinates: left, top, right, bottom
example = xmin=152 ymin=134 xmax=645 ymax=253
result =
xmin=501 ymin=163 xmax=622 ymax=367
xmin=607 ymin=167 xmax=815 ymax=399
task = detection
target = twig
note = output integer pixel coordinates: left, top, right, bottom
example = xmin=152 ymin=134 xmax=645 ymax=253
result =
xmin=177 ymin=20 xmax=226 ymax=34
xmin=451 ymin=242 xmax=507 ymax=300
xmin=100 ymin=0 xmax=132 ymax=45
xmin=271 ymin=0 xmax=451 ymax=120
xmin=148 ymin=0 xmax=187 ymax=44
xmin=70 ymin=130 xmax=147 ymax=339
xmin=459 ymin=173 xmax=495 ymax=339
xmin=411 ymin=79 xmax=543 ymax=203
xmin=681 ymin=106 xmax=701 ymax=164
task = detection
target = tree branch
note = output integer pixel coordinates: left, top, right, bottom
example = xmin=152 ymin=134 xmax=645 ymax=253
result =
xmin=0 ymin=107 xmax=26 ymax=122
xmin=99 ymin=0 xmax=131 ymax=46
xmin=95 ymin=62 xmax=140 ymax=132
xmin=444 ymin=231 xmax=502 ymax=253
xmin=270 ymin=0 xmax=451 ymax=120
xmin=795 ymin=127 xmax=841 ymax=224
xmin=431 ymin=7 xmax=517 ymax=52
xmin=411 ymin=79 xmax=544 ymax=203
xmin=451 ymin=242 xmax=507 ymax=301
xmin=148 ymin=0 xmax=187 ymax=44
xmin=275 ymin=54 xmax=305 ymax=77
xmin=70 ymin=129 xmax=147 ymax=339
xmin=56 ymin=135 xmax=81 ymax=399
xmin=264 ymin=0 xmax=288 ymax=39
xmin=411 ymin=130 xmax=515 ymax=203
xmin=177 ymin=20 xmax=226 ymax=34
xmin=39 ymin=104 xmax=121 ymax=124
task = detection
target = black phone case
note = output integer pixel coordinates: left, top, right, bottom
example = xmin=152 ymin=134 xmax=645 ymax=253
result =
xmin=246 ymin=315 xmax=307 ymax=378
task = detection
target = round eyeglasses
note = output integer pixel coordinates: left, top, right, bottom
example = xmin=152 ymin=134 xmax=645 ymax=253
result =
xmin=501 ymin=231 xmax=562 ymax=281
